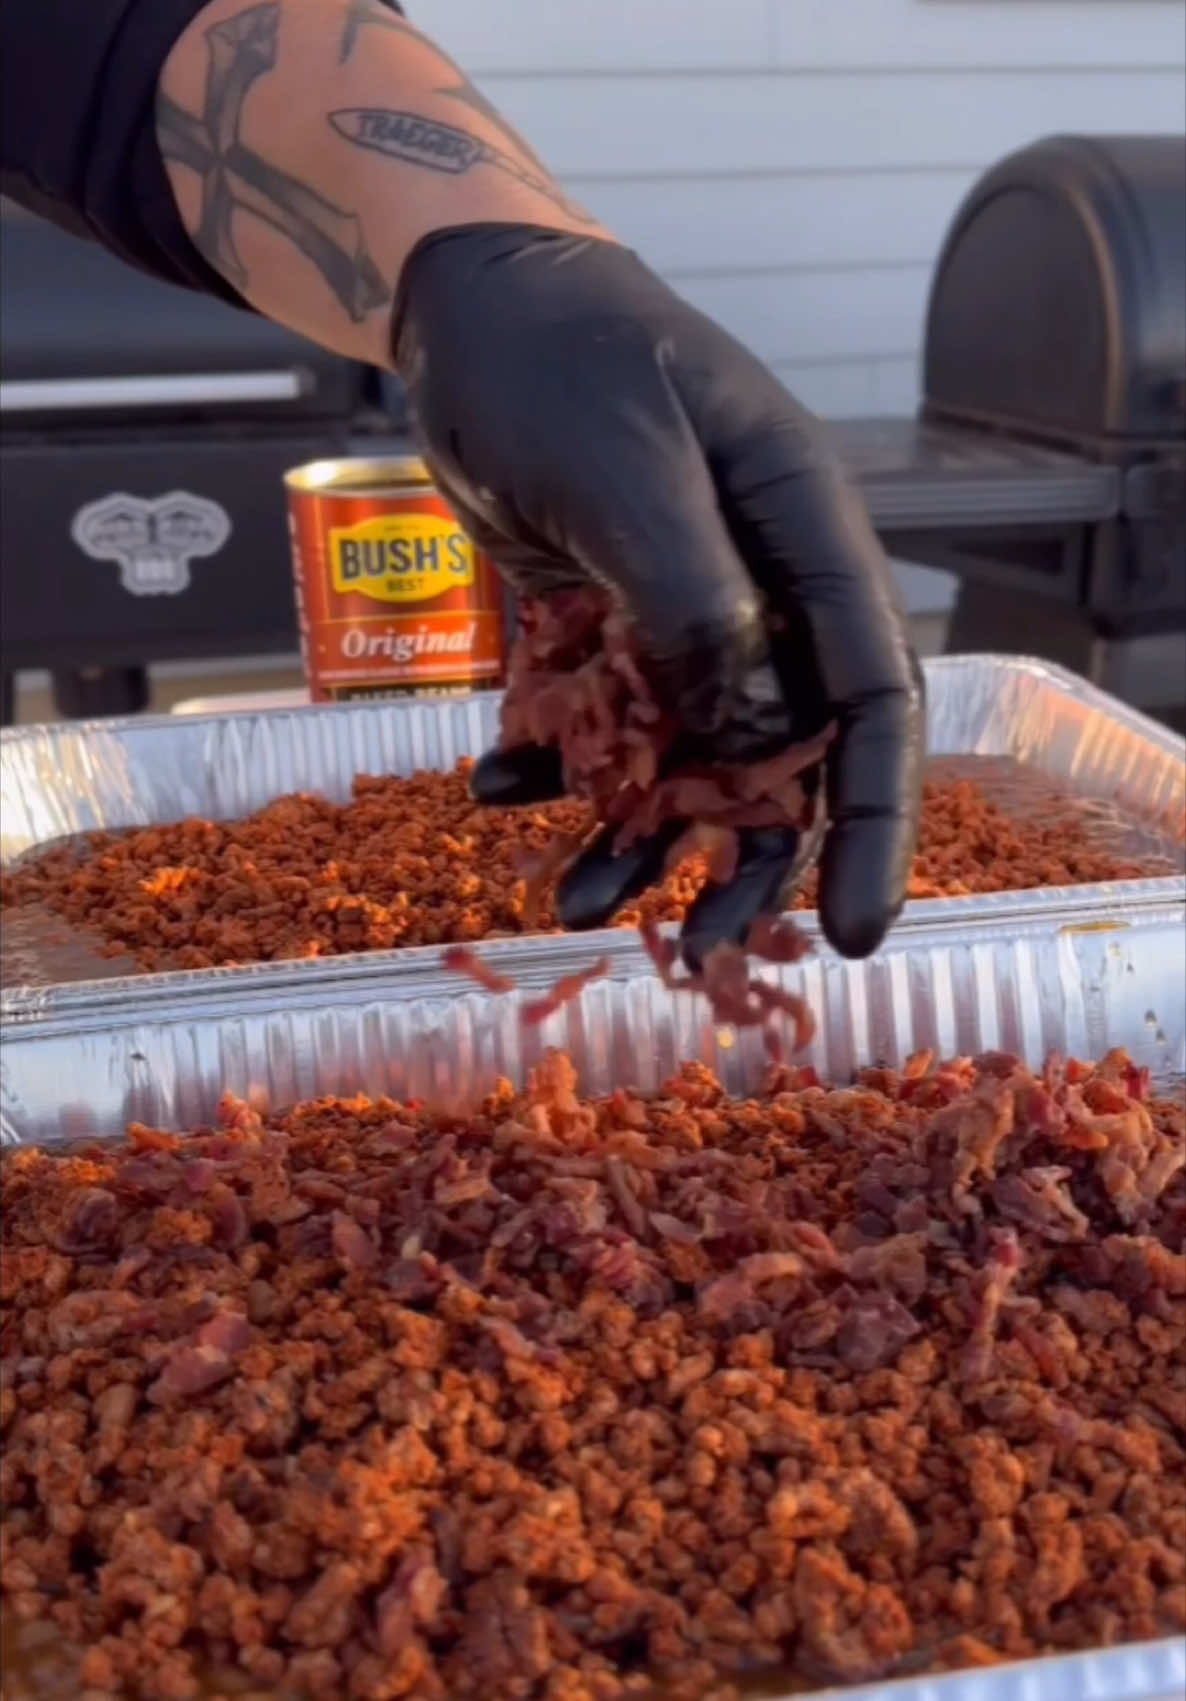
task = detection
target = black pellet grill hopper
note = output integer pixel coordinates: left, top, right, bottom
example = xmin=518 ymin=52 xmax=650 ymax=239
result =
xmin=2 ymin=133 xmax=1184 ymax=725
xmin=0 ymin=209 xmax=396 ymax=721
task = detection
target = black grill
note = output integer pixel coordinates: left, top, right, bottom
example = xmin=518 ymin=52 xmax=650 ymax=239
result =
xmin=0 ymin=209 xmax=402 ymax=721
xmin=916 ymin=135 xmax=1186 ymax=715
xmin=2 ymin=134 xmax=1183 ymax=726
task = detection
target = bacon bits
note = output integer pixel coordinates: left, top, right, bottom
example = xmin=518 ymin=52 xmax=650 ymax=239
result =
xmin=499 ymin=589 xmax=831 ymax=859
xmin=641 ymin=918 xmax=816 ymax=1057
xmin=440 ymin=946 xmax=517 ymax=995
xmin=2 ymin=1046 xmax=1183 ymax=1699
xmin=1 ymin=755 xmax=1169 ymax=980
xmin=442 ymin=947 xmax=611 ymax=1029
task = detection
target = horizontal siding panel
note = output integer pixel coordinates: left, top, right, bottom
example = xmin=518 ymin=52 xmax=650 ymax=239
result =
xmin=871 ymin=356 xmax=921 ymax=416
xmin=583 ymin=171 xmax=974 ymax=273
xmin=408 ymin=0 xmax=1186 ymax=74
xmin=418 ymin=0 xmax=772 ymax=71
xmin=772 ymin=356 xmax=920 ymax=417
xmin=771 ymin=360 xmax=880 ymax=416
xmin=491 ymin=70 xmax=1186 ymax=177
xmin=678 ymin=266 xmax=932 ymax=364
xmin=772 ymin=0 xmax=1186 ymax=73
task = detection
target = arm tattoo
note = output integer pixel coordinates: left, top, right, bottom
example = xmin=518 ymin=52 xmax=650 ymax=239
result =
xmin=338 ymin=0 xmax=582 ymax=211
xmin=330 ymin=105 xmax=591 ymax=221
xmin=157 ymin=2 xmax=390 ymax=321
xmin=339 ymin=0 xmax=417 ymax=63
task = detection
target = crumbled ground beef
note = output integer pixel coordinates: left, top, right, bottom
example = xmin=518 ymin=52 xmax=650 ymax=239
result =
xmin=0 ymin=759 xmax=1167 ymax=978
xmin=2 ymin=1046 xmax=1182 ymax=1700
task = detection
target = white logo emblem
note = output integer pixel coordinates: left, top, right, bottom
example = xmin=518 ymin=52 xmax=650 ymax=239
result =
xmin=70 ymin=491 xmax=232 ymax=596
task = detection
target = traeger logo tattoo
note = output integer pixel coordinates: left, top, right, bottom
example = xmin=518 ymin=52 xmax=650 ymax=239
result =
xmin=330 ymin=108 xmax=586 ymax=217
xmin=71 ymin=493 xmax=232 ymax=598
xmin=334 ymin=0 xmax=591 ymax=223
xmin=156 ymin=2 xmax=390 ymax=322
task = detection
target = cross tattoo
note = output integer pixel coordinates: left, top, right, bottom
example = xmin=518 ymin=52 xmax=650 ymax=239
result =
xmin=158 ymin=2 xmax=390 ymax=322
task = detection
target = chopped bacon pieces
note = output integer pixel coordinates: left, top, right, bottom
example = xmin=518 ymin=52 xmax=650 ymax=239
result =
xmin=442 ymin=948 xmax=611 ymax=1029
xmin=499 ymin=588 xmax=831 ymax=877
xmin=520 ymin=957 xmax=612 ymax=1026
xmin=2 ymin=1044 xmax=1182 ymax=1701
xmin=4 ymin=744 xmax=1171 ymax=984
xmin=641 ymin=919 xmax=816 ymax=1057
xmin=441 ymin=946 xmax=517 ymax=995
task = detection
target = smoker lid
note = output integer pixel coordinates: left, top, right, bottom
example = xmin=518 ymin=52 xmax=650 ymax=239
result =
xmin=923 ymin=135 xmax=1186 ymax=446
xmin=0 ymin=208 xmax=367 ymax=423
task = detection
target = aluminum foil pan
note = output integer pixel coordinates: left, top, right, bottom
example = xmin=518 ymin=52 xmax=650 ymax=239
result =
xmin=3 ymin=886 xmax=1182 ymax=1147
xmin=824 ymin=1639 xmax=1183 ymax=1701
xmin=1 ymin=715 xmax=1183 ymax=1701
xmin=1 ymin=656 xmax=1182 ymax=1018
xmin=0 ymin=895 xmax=1183 ymax=1701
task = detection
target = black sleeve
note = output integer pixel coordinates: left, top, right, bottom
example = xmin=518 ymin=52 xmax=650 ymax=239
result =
xmin=0 ymin=0 xmax=404 ymax=306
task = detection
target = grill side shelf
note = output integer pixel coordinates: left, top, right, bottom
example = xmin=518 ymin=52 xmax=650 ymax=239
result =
xmin=828 ymin=416 xmax=1120 ymax=530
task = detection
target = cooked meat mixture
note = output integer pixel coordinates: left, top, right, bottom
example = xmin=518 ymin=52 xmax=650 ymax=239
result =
xmin=0 ymin=758 xmax=1165 ymax=977
xmin=2 ymin=1046 xmax=1182 ymax=1700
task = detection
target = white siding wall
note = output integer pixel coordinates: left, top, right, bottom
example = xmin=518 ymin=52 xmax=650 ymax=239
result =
xmin=423 ymin=0 xmax=1186 ymax=420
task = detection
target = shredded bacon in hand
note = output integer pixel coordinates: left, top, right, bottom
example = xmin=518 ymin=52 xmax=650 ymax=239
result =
xmin=498 ymin=590 xmax=829 ymax=1050
xmin=500 ymin=591 xmax=832 ymax=860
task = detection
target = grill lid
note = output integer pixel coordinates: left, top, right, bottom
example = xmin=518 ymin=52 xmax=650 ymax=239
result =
xmin=0 ymin=209 xmax=368 ymax=425
xmin=923 ymin=135 xmax=1186 ymax=448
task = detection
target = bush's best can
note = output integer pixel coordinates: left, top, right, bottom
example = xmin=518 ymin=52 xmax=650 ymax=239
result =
xmin=283 ymin=456 xmax=506 ymax=701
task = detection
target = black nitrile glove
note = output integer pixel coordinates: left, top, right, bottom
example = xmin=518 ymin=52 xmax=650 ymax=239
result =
xmin=393 ymin=224 xmax=924 ymax=962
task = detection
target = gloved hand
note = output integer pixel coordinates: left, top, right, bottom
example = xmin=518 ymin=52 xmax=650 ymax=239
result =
xmin=393 ymin=223 xmax=925 ymax=962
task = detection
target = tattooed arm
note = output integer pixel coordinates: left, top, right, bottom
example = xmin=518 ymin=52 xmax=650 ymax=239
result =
xmin=3 ymin=0 xmax=923 ymax=962
xmin=155 ymin=0 xmax=609 ymax=366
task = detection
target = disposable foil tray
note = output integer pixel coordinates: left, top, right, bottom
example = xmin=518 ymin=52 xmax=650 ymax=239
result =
xmin=0 ymin=880 xmax=1183 ymax=1701
xmin=0 ymin=655 xmax=1182 ymax=1023
xmin=2 ymin=884 xmax=1182 ymax=1146
xmin=1 ymin=679 xmax=1184 ymax=1701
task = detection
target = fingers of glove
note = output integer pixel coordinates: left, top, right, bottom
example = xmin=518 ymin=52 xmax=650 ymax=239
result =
xmin=678 ymin=826 xmax=804 ymax=973
xmin=713 ymin=409 xmax=925 ymax=955
xmin=818 ymin=658 xmax=926 ymax=958
xmin=556 ymin=821 xmax=688 ymax=932
xmin=716 ymin=403 xmax=917 ymax=709
xmin=470 ymin=745 xmax=567 ymax=808
xmin=491 ymin=332 xmax=783 ymax=746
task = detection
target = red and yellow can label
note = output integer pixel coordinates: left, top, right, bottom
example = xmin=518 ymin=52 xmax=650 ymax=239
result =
xmin=285 ymin=459 xmax=506 ymax=703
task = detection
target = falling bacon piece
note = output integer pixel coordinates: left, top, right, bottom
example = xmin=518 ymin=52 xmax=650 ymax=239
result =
xmin=640 ymin=921 xmax=682 ymax=986
xmin=516 ymin=832 xmax=587 ymax=930
xmin=753 ymin=981 xmax=817 ymax=1053
xmin=639 ymin=924 xmax=815 ymax=1058
xmin=664 ymin=824 xmax=741 ymax=886
xmin=441 ymin=947 xmax=518 ymax=996
xmin=746 ymin=915 xmax=813 ymax=965
xmin=522 ymin=957 xmax=612 ymax=1026
xmin=439 ymin=948 xmax=612 ymax=1032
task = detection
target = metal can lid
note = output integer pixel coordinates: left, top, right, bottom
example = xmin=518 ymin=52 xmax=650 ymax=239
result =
xmin=283 ymin=455 xmax=432 ymax=498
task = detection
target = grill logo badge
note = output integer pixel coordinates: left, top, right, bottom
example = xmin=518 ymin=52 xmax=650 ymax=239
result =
xmin=70 ymin=492 xmax=232 ymax=596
